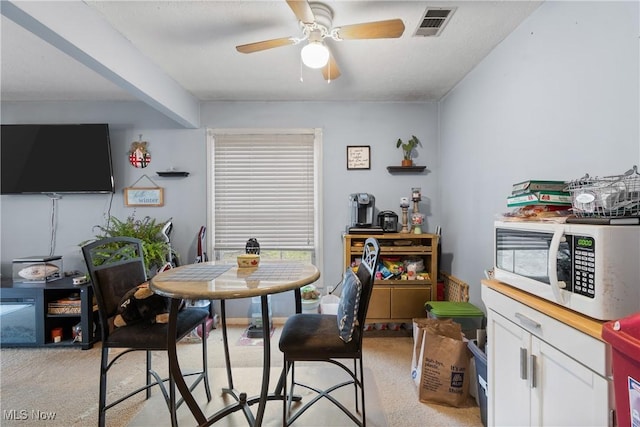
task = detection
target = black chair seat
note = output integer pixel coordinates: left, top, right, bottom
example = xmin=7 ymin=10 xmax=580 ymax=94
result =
xmin=279 ymin=314 xmax=361 ymax=359
xmin=107 ymin=307 xmax=209 ymax=349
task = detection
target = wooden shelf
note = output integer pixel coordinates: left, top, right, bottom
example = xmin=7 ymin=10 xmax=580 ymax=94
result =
xmin=386 ymin=166 xmax=426 ymax=173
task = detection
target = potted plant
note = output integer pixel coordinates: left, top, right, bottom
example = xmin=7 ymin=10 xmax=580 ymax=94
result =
xmin=396 ymin=135 xmax=422 ymax=167
xmin=82 ymin=214 xmax=172 ymax=274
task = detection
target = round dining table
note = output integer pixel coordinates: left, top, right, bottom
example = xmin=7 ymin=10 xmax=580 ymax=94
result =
xmin=150 ymin=260 xmax=320 ymax=427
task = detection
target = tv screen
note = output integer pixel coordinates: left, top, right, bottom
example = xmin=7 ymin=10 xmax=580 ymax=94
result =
xmin=1 ymin=124 xmax=115 ymax=194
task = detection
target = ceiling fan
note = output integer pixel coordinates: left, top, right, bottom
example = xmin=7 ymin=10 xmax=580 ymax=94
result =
xmin=235 ymin=0 xmax=405 ymax=81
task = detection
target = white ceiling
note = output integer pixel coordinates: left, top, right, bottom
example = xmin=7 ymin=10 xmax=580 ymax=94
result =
xmin=1 ymin=1 xmax=542 ymax=105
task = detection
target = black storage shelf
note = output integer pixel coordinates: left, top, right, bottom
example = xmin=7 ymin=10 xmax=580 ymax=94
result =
xmin=0 ymin=277 xmax=98 ymax=349
xmin=387 ymin=166 xmax=426 ymax=173
xmin=156 ymin=171 xmax=190 ymax=177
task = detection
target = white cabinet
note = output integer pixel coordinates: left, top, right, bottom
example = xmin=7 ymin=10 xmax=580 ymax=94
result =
xmin=483 ymin=283 xmax=614 ymax=427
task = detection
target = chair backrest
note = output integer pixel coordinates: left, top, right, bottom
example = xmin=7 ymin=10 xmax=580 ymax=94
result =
xmin=82 ymin=236 xmax=148 ymax=338
xmin=354 ymin=238 xmax=380 ymax=339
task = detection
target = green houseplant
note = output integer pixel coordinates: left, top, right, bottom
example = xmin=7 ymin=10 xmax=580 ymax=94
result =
xmin=82 ymin=214 xmax=171 ymax=273
xmin=396 ymin=135 xmax=422 ymax=167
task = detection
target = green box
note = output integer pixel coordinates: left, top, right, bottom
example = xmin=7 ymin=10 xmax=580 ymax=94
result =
xmin=506 ymin=190 xmax=572 ymax=207
xmin=424 ymin=301 xmax=484 ymax=338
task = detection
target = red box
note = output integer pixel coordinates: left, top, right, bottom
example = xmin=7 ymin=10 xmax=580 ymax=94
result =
xmin=602 ymin=313 xmax=640 ymax=427
xmin=436 ymin=281 xmax=444 ymax=301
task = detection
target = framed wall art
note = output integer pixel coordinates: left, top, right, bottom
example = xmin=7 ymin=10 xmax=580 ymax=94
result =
xmin=124 ymin=187 xmax=164 ymax=207
xmin=124 ymin=174 xmax=164 ymax=207
xmin=347 ymin=145 xmax=370 ymax=170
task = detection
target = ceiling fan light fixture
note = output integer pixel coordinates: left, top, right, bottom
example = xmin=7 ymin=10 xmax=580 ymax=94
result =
xmin=301 ymin=41 xmax=329 ymax=69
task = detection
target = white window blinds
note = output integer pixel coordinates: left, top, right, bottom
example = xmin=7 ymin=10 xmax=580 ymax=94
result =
xmin=212 ymin=131 xmax=316 ymax=251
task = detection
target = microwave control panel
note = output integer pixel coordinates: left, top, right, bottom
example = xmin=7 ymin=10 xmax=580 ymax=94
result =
xmin=572 ymin=235 xmax=595 ymax=298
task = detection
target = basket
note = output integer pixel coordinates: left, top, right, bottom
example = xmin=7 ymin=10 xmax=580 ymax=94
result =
xmin=566 ymin=165 xmax=640 ymax=217
xmin=440 ymin=271 xmax=469 ymax=302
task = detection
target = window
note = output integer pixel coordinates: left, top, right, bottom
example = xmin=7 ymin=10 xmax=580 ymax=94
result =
xmin=207 ymin=129 xmax=323 ymax=271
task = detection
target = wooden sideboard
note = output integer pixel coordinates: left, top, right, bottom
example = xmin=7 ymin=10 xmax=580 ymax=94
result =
xmin=343 ymin=233 xmax=438 ymax=324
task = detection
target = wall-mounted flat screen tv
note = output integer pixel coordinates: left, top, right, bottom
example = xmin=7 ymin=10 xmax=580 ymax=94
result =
xmin=1 ymin=124 xmax=115 ymax=194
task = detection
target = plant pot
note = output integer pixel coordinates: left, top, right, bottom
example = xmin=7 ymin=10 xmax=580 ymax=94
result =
xmin=402 ymin=159 xmax=413 ymax=167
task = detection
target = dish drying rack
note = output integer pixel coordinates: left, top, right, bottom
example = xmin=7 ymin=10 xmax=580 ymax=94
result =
xmin=566 ymin=165 xmax=640 ymax=217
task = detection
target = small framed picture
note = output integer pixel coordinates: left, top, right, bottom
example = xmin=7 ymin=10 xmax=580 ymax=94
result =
xmin=124 ymin=187 xmax=164 ymax=207
xmin=347 ymin=145 xmax=371 ymax=170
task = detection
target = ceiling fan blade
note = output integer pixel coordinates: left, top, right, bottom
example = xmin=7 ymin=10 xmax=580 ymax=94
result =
xmin=321 ymin=51 xmax=341 ymax=81
xmin=236 ymin=37 xmax=295 ymax=54
xmin=336 ymin=19 xmax=405 ymax=40
xmin=286 ymin=0 xmax=315 ymax=24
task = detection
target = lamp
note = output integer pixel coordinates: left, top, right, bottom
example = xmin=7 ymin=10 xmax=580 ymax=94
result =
xmin=301 ymin=41 xmax=329 ymax=69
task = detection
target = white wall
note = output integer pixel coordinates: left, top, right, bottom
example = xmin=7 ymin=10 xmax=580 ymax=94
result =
xmin=439 ymin=0 xmax=640 ymax=309
xmin=1 ymin=101 xmax=439 ymax=317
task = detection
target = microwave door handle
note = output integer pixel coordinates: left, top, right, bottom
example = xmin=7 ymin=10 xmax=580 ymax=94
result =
xmin=548 ymin=228 xmax=566 ymax=304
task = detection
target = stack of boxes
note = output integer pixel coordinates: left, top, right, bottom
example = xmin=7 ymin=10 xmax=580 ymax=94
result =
xmin=506 ymin=179 xmax=571 ymax=208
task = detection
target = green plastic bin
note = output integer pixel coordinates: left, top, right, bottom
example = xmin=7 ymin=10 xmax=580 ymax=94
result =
xmin=425 ymin=301 xmax=484 ymax=338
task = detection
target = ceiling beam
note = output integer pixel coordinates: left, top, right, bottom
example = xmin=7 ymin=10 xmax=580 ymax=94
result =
xmin=1 ymin=0 xmax=200 ymax=128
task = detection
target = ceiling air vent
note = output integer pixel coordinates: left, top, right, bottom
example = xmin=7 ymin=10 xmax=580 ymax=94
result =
xmin=414 ymin=7 xmax=456 ymax=37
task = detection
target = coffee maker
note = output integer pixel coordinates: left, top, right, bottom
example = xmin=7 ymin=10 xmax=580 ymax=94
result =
xmin=348 ymin=193 xmax=381 ymax=232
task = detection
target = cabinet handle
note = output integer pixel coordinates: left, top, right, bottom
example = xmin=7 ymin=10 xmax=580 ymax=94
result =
xmin=515 ymin=312 xmax=541 ymax=330
xmin=520 ymin=347 xmax=527 ymax=380
xmin=529 ymin=354 xmax=537 ymax=389
xmin=609 ymin=409 xmax=615 ymax=427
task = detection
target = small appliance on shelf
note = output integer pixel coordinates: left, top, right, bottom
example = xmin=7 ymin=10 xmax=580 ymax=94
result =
xmin=347 ymin=193 xmax=382 ymax=233
xmin=377 ymin=211 xmax=399 ymax=232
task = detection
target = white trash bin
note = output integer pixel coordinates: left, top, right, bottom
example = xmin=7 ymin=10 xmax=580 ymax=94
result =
xmin=320 ymin=294 xmax=340 ymax=315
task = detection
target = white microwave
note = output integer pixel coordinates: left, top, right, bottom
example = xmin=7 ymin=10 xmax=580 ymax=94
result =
xmin=494 ymin=220 xmax=640 ymax=320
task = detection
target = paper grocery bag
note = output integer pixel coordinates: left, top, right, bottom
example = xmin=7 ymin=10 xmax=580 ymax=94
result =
xmin=411 ymin=318 xmax=437 ymax=386
xmin=417 ymin=324 xmax=470 ymax=407
xmin=411 ymin=328 xmax=425 ymax=386
xmin=411 ymin=317 xmax=459 ymax=387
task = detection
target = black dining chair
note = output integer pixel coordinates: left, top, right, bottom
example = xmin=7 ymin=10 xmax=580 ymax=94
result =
xmin=82 ymin=236 xmax=211 ymax=427
xmin=278 ymin=237 xmax=380 ymax=427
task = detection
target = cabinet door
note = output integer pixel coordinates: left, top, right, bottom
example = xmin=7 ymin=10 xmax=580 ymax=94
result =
xmin=0 ymin=288 xmax=43 ymax=346
xmin=367 ymin=286 xmax=391 ymax=319
xmin=390 ymin=286 xmax=430 ymax=319
xmin=487 ymin=309 xmax=531 ymax=427
xmin=531 ymin=338 xmax=611 ymax=427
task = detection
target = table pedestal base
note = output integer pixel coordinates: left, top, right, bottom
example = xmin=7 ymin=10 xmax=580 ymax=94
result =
xmin=168 ymin=295 xmax=301 ymax=427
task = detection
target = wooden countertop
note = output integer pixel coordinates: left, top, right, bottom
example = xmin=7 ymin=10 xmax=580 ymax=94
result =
xmin=482 ymin=279 xmax=606 ymax=341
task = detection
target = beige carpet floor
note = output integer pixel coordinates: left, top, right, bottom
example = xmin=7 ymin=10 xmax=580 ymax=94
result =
xmin=0 ymin=323 xmax=483 ymax=427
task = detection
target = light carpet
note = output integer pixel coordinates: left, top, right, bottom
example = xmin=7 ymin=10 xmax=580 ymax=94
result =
xmin=0 ymin=324 xmax=483 ymax=427
xmin=131 ymin=366 xmax=387 ymax=426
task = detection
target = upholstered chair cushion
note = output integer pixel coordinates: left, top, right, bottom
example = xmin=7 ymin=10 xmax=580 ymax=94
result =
xmin=336 ymin=267 xmax=362 ymax=343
